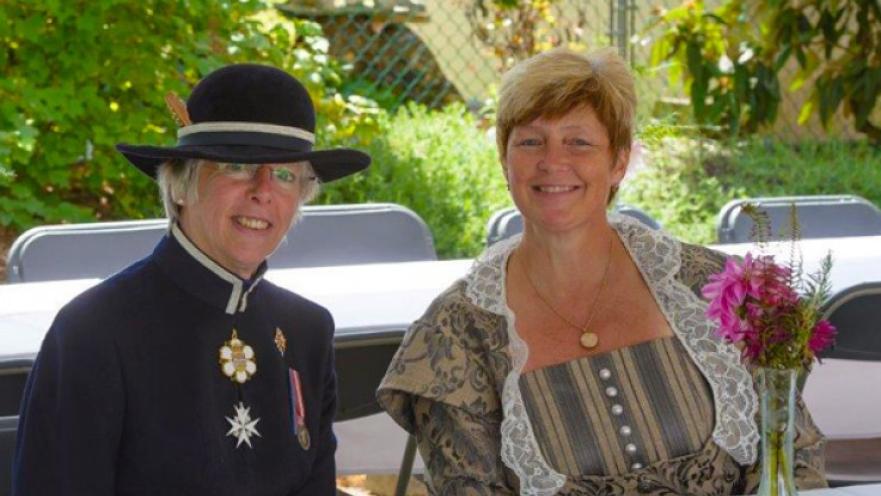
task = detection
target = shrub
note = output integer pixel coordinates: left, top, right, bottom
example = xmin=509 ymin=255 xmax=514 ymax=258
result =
xmin=619 ymin=122 xmax=744 ymax=244
xmin=621 ymin=120 xmax=881 ymax=244
xmin=650 ymin=0 xmax=881 ymax=142
xmin=709 ymin=139 xmax=881 ymax=208
xmin=0 ymin=2 xmax=380 ymax=231
xmin=318 ymin=103 xmax=509 ymax=259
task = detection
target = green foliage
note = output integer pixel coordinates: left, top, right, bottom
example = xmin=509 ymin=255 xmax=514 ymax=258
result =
xmin=709 ymin=138 xmax=881 ymax=205
xmin=621 ymin=121 xmax=881 ymax=244
xmin=648 ymin=1 xmax=782 ymax=137
xmin=317 ymin=103 xmax=509 ymax=259
xmin=619 ymin=121 xmax=744 ymax=244
xmin=769 ymin=0 xmax=881 ymax=141
xmin=651 ymin=0 xmax=881 ymax=142
xmin=0 ymin=1 xmax=380 ymax=231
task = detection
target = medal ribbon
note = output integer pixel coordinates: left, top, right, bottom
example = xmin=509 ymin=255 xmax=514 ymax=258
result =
xmin=288 ymin=368 xmax=306 ymax=433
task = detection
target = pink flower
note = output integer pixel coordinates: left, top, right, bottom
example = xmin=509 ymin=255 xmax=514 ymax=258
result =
xmin=702 ymin=252 xmax=829 ymax=367
xmin=750 ymin=256 xmax=798 ymax=306
xmin=809 ymin=320 xmax=837 ymax=354
xmin=741 ymin=337 xmax=763 ymax=362
xmin=702 ymin=256 xmax=752 ymax=341
xmin=703 ymin=226 xmax=836 ymax=368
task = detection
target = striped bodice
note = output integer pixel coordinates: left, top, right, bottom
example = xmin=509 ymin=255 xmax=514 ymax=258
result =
xmin=519 ymin=336 xmax=714 ymax=477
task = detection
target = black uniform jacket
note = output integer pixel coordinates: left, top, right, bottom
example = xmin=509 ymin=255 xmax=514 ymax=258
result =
xmin=13 ymin=224 xmax=338 ymax=495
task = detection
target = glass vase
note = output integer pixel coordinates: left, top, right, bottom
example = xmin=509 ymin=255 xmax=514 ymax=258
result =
xmin=757 ymin=367 xmax=798 ymax=496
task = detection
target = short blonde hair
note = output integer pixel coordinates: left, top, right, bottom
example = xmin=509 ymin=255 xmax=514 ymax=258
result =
xmin=157 ymin=160 xmax=321 ymax=227
xmin=496 ymin=47 xmax=637 ymax=162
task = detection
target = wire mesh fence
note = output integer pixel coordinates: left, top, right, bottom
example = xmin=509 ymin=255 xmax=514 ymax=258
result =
xmin=284 ymin=0 xmax=637 ymax=111
xmin=283 ymin=0 xmax=854 ymax=141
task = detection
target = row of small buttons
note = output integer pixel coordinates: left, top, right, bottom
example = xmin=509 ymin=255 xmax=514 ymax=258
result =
xmin=600 ymin=367 xmax=643 ymax=471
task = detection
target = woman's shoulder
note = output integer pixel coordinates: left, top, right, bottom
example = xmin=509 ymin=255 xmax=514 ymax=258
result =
xmin=676 ymin=241 xmax=730 ymax=294
xmin=378 ymin=278 xmax=508 ymax=411
xmin=679 ymin=241 xmax=729 ymax=270
xmin=414 ymin=278 xmax=508 ymax=352
xmin=49 ymin=260 xmax=158 ymax=337
xmin=38 ymin=267 xmax=155 ymax=366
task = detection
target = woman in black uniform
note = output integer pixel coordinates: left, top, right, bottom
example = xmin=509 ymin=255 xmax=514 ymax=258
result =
xmin=14 ymin=63 xmax=370 ymax=495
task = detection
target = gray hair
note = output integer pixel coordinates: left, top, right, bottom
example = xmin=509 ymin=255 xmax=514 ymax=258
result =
xmin=157 ymin=159 xmax=322 ymax=228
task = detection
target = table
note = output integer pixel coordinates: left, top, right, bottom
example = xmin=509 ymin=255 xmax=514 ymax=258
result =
xmin=4 ymin=234 xmax=881 ymax=357
xmin=1 ymin=236 xmax=880 ymax=478
xmin=801 ymin=484 xmax=881 ymax=495
xmin=0 ymin=259 xmax=474 ymax=358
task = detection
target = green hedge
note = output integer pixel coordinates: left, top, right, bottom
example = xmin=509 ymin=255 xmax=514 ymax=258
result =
xmin=620 ymin=124 xmax=881 ymax=245
xmin=0 ymin=2 xmax=380 ymax=231
xmin=318 ymin=103 xmax=510 ymax=259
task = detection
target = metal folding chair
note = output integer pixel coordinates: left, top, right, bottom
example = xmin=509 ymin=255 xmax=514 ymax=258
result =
xmin=716 ymin=195 xmax=881 ymax=244
xmin=333 ymin=329 xmax=422 ymax=496
xmin=809 ymin=282 xmax=881 ymax=486
xmin=0 ymin=357 xmax=35 ymax=496
xmin=486 ymin=203 xmax=662 ymax=246
xmin=821 ymin=282 xmax=881 ymax=362
xmin=6 ymin=203 xmax=437 ymax=283
xmin=6 ymin=219 xmax=168 ymax=283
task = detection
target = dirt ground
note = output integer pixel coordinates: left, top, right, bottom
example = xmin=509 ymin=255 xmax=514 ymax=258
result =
xmin=337 ymin=475 xmax=428 ymax=496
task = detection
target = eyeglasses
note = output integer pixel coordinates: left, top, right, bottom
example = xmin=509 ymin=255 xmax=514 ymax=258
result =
xmin=213 ymin=162 xmax=317 ymax=191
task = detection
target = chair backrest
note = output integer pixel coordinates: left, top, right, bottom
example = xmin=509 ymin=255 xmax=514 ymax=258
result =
xmin=485 ymin=207 xmax=524 ymax=246
xmin=6 ymin=219 xmax=169 ymax=283
xmin=821 ymin=282 xmax=881 ymax=361
xmin=0 ymin=357 xmax=34 ymax=496
xmin=271 ymin=203 xmax=437 ymax=269
xmin=485 ymin=204 xmax=662 ymax=246
xmin=333 ymin=328 xmax=404 ymax=422
xmin=716 ymin=195 xmax=881 ymax=244
xmin=614 ymin=204 xmax=663 ymax=231
xmin=6 ymin=203 xmax=437 ymax=283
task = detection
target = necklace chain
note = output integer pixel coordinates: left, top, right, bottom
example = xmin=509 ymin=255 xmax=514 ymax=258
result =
xmin=518 ymin=234 xmax=614 ymax=336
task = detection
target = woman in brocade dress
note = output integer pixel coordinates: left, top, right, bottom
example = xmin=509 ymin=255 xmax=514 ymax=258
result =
xmin=377 ymin=48 xmax=827 ymax=495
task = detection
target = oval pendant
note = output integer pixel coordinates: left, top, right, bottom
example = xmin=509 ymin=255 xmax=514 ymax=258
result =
xmin=580 ymin=332 xmax=599 ymax=349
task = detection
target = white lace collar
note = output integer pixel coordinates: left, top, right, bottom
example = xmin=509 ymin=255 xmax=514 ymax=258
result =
xmin=463 ymin=213 xmax=758 ymax=495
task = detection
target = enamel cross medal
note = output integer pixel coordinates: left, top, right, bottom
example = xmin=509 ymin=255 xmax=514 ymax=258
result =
xmin=225 ymin=401 xmax=261 ymax=448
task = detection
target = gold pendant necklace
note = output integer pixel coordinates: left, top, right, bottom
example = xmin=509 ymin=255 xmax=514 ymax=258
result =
xmin=519 ymin=234 xmax=614 ymax=350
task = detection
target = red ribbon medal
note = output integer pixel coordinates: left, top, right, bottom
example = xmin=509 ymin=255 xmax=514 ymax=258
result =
xmin=288 ymin=368 xmax=310 ymax=450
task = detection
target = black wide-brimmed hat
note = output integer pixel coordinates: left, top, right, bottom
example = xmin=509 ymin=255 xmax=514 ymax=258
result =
xmin=116 ymin=64 xmax=370 ymax=182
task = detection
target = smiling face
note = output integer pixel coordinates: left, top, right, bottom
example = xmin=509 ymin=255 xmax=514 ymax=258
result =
xmin=178 ymin=162 xmax=304 ymax=279
xmin=504 ymin=105 xmax=628 ymax=234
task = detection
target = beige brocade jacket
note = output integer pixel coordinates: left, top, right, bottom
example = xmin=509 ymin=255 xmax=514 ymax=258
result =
xmin=377 ymin=214 xmax=827 ymax=495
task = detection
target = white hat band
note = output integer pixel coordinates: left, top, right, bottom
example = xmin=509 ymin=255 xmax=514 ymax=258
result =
xmin=178 ymin=121 xmax=315 ymax=144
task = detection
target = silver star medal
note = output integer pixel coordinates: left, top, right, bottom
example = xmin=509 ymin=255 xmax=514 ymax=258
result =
xmin=225 ymin=401 xmax=261 ymax=448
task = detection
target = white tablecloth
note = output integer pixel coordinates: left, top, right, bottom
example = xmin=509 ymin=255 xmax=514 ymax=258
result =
xmin=3 ymin=235 xmax=881 ymax=356
xmin=1 ymin=235 xmax=880 ymax=474
xmin=802 ymin=484 xmax=881 ymax=495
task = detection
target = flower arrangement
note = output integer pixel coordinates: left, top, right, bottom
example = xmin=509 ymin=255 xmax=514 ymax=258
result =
xmin=700 ymin=204 xmax=837 ymax=496
xmin=701 ymin=204 xmax=837 ymax=368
